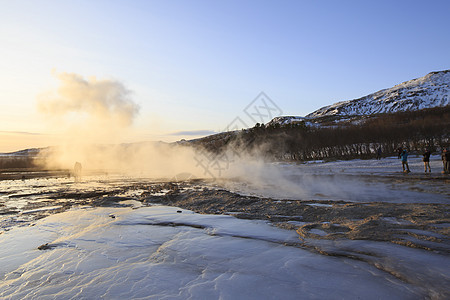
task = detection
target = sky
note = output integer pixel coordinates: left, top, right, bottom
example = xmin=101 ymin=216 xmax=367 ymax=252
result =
xmin=1 ymin=0 xmax=449 ymax=152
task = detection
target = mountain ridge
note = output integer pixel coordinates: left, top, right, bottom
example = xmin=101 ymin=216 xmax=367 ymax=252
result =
xmin=305 ymin=70 xmax=450 ymax=118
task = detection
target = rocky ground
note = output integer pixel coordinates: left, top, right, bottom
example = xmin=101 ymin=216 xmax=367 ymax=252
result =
xmin=144 ymin=181 xmax=450 ymax=254
xmin=1 ymin=176 xmax=449 ymax=255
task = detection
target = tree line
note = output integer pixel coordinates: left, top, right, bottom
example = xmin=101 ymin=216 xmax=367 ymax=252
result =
xmin=194 ymin=106 xmax=450 ymax=161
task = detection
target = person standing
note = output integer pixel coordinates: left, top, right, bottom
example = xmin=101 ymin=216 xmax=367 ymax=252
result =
xmin=376 ymin=147 xmax=382 ymax=160
xmin=446 ymin=149 xmax=450 ymax=174
xmin=397 ymin=147 xmax=403 ymax=159
xmin=74 ymin=161 xmax=82 ymax=182
xmin=443 ymin=149 xmax=450 ymax=174
xmin=422 ymin=149 xmax=431 ymax=173
xmin=400 ymin=149 xmax=410 ymax=173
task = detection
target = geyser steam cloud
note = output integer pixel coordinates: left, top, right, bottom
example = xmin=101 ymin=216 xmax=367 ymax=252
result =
xmin=38 ymin=72 xmax=139 ymax=135
xmin=32 ymin=74 xmax=397 ymax=201
xmin=35 ymin=72 xmax=304 ymax=192
xmin=36 ymin=72 xmax=203 ymax=177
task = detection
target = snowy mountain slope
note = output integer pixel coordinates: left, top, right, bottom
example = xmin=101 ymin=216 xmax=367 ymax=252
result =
xmin=0 ymin=148 xmax=41 ymax=157
xmin=266 ymin=116 xmax=306 ymax=126
xmin=306 ymin=70 xmax=450 ymax=118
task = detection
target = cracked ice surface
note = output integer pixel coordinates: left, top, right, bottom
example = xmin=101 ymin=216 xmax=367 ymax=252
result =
xmin=0 ymin=206 xmax=430 ymax=299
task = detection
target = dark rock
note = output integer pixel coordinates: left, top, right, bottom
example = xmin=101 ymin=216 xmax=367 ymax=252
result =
xmin=37 ymin=243 xmax=55 ymax=250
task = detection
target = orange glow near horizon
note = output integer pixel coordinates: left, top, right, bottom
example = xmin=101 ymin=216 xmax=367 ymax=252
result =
xmin=0 ymin=132 xmax=57 ymax=153
xmin=0 ymin=130 xmax=205 ymax=153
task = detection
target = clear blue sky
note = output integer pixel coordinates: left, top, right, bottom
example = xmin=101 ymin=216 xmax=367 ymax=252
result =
xmin=1 ymin=0 xmax=449 ymax=151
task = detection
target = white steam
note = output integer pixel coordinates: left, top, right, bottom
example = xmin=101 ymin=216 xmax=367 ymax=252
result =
xmin=38 ymin=72 xmax=139 ymax=126
xmin=35 ymin=72 xmax=293 ymax=186
xmin=35 ymin=72 xmax=220 ymax=178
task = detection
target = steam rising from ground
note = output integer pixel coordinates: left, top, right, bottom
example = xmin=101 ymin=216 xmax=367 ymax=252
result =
xmin=33 ymin=73 xmax=241 ymax=178
xmin=39 ymin=142 xmax=207 ymax=178
xmin=35 ymin=72 xmax=296 ymax=184
xmin=36 ymin=72 xmax=209 ymax=177
xmin=31 ymin=73 xmax=448 ymax=204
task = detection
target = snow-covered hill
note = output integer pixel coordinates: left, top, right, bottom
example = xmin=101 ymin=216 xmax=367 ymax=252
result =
xmin=0 ymin=148 xmax=41 ymax=157
xmin=306 ymin=70 xmax=450 ymax=118
xmin=266 ymin=116 xmax=307 ymax=126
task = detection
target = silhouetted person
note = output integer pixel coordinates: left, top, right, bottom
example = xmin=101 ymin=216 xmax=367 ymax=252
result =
xmin=442 ymin=149 xmax=450 ymax=174
xmin=446 ymin=150 xmax=450 ymax=173
xmin=400 ymin=149 xmax=410 ymax=173
xmin=423 ymin=149 xmax=431 ymax=173
xmin=376 ymin=147 xmax=382 ymax=160
xmin=397 ymin=147 xmax=403 ymax=159
xmin=74 ymin=162 xmax=82 ymax=182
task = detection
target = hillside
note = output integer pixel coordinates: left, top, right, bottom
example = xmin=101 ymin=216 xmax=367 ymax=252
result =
xmin=306 ymin=70 xmax=450 ymax=118
xmin=191 ymin=106 xmax=450 ymax=162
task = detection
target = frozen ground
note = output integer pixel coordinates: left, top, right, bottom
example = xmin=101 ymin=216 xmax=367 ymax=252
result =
xmin=1 ymin=206 xmax=448 ymax=299
xmin=0 ymin=157 xmax=449 ymax=299
xmin=216 ymin=155 xmax=449 ymax=203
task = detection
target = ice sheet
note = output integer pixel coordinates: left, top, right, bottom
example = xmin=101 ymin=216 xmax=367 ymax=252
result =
xmin=0 ymin=206 xmax=429 ymax=299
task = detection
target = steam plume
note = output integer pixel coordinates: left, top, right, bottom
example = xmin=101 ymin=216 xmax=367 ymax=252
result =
xmin=36 ymin=72 xmax=208 ymax=177
xmin=38 ymin=72 xmax=139 ymax=127
xmin=35 ymin=72 xmax=298 ymax=189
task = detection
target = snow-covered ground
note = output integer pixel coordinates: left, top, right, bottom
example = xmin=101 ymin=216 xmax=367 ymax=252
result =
xmin=0 ymin=157 xmax=448 ymax=299
xmin=1 ymin=206 xmax=447 ymax=299
xmin=217 ymin=155 xmax=449 ymax=203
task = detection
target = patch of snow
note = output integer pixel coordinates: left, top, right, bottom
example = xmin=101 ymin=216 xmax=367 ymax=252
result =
xmin=151 ymin=189 xmax=171 ymax=196
xmin=287 ymin=221 xmax=309 ymax=226
xmin=118 ymin=200 xmax=143 ymax=208
xmin=308 ymin=228 xmax=328 ymax=236
xmin=306 ymin=203 xmax=333 ymax=207
xmin=266 ymin=116 xmax=307 ymax=126
xmin=380 ymin=217 xmax=414 ymax=225
xmin=303 ymin=160 xmax=325 ymax=164
xmin=20 ymin=206 xmax=63 ymax=214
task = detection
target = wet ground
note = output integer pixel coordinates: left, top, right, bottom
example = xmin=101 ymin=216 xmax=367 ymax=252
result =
xmin=1 ymin=158 xmax=449 ymax=299
xmin=1 ymin=169 xmax=449 ymax=256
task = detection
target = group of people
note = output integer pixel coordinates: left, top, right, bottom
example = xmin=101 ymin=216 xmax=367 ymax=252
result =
xmin=397 ymin=147 xmax=450 ymax=174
